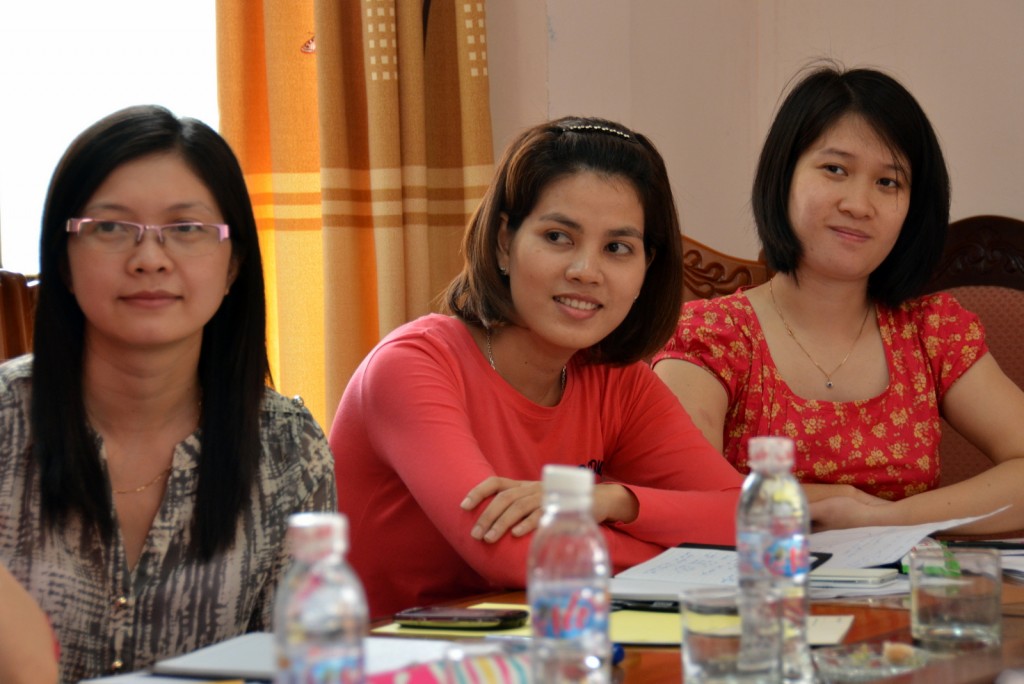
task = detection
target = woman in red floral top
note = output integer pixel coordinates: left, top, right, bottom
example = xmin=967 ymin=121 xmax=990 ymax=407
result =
xmin=654 ymin=64 xmax=1024 ymax=535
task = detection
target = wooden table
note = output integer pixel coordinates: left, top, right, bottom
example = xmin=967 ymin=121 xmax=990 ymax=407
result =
xmin=423 ymin=582 xmax=1024 ymax=683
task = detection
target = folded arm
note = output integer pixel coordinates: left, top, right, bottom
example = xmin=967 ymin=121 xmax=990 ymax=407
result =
xmin=461 ymin=477 xmax=638 ymax=542
xmin=812 ymin=354 xmax=1024 ymax=534
xmin=365 ymin=345 xmax=740 ymax=586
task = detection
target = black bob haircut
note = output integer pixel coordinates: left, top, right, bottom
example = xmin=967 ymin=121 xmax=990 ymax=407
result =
xmin=752 ymin=64 xmax=950 ymax=308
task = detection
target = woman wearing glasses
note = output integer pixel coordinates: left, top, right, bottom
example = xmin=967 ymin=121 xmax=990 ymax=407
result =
xmin=0 ymin=106 xmax=335 ymax=682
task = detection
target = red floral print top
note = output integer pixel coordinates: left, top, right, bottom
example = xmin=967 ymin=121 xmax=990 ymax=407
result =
xmin=653 ymin=290 xmax=987 ymax=500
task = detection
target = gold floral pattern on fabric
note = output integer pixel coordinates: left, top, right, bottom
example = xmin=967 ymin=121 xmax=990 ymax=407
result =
xmin=653 ymin=290 xmax=987 ymax=500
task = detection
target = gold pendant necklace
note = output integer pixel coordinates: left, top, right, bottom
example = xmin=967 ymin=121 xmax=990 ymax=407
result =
xmin=113 ymin=465 xmax=173 ymax=495
xmin=768 ymin=278 xmax=871 ymax=389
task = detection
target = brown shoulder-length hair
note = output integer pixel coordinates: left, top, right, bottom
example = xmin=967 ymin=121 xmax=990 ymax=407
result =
xmin=443 ymin=116 xmax=683 ymax=365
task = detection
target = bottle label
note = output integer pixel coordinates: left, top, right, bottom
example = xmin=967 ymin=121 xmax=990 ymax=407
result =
xmin=531 ymin=586 xmax=609 ymax=639
xmin=280 ymin=649 xmax=363 ymax=684
xmin=737 ymin=530 xmax=809 ymax=578
xmin=764 ymin=534 xmax=809 ymax=578
xmin=736 ymin=530 xmax=765 ymax=574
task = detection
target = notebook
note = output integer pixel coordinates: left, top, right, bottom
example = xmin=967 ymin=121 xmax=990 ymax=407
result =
xmin=610 ymin=543 xmax=831 ymax=604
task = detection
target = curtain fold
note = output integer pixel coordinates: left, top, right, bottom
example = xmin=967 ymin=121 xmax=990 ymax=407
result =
xmin=217 ymin=0 xmax=493 ymax=427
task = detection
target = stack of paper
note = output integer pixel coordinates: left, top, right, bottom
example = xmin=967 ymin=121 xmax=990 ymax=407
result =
xmin=989 ymin=542 xmax=1024 ymax=580
xmin=807 ymin=509 xmax=1004 ymax=569
xmin=610 ymin=509 xmax=1007 ymax=604
xmin=809 ymin=574 xmax=910 ymax=600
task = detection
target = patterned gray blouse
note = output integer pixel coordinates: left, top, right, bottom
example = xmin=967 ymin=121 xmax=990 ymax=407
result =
xmin=0 ymin=355 xmax=337 ymax=683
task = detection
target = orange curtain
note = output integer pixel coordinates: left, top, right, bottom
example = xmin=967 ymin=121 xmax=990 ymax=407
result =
xmin=216 ymin=0 xmax=494 ymax=428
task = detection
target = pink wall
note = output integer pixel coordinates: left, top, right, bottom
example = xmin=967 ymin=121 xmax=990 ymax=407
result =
xmin=487 ymin=0 xmax=1024 ymax=258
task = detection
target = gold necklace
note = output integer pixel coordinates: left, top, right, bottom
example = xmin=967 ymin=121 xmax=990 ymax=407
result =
xmin=113 ymin=465 xmax=173 ymax=495
xmin=768 ymin=278 xmax=871 ymax=389
xmin=485 ymin=328 xmax=567 ymax=391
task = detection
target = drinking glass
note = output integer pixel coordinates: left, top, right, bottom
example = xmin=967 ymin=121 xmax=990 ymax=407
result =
xmin=680 ymin=586 xmax=781 ymax=683
xmin=910 ymin=546 xmax=1001 ymax=650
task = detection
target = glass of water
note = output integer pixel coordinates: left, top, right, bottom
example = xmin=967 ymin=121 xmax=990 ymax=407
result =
xmin=680 ymin=586 xmax=781 ymax=683
xmin=910 ymin=546 xmax=1002 ymax=650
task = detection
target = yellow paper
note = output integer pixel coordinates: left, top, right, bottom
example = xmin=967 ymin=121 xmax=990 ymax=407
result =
xmin=373 ymin=602 xmax=851 ymax=647
xmin=373 ymin=602 xmax=680 ymax=645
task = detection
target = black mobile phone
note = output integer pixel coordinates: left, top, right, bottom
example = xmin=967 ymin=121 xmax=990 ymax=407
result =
xmin=394 ymin=606 xmax=529 ymax=630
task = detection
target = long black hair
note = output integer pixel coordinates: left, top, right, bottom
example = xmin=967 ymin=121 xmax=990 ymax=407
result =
xmin=33 ymin=105 xmax=270 ymax=560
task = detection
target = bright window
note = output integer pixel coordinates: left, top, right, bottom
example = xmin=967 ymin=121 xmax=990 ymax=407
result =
xmin=0 ymin=1 xmax=218 ymax=273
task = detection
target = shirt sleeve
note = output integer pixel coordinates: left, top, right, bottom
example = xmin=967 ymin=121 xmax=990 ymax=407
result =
xmin=600 ymin=364 xmax=743 ymax=548
xmin=910 ymin=293 xmax=988 ymax=402
xmin=253 ymin=405 xmax=338 ymax=631
xmin=358 ymin=335 xmax=737 ymax=585
xmin=356 ymin=336 xmax=542 ymax=586
xmin=652 ymin=296 xmax=754 ymax=407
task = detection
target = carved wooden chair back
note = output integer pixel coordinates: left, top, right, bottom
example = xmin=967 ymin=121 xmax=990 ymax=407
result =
xmin=920 ymin=215 xmax=1024 ymax=487
xmin=680 ymin=235 xmax=770 ymax=301
xmin=0 ymin=270 xmax=39 ymax=362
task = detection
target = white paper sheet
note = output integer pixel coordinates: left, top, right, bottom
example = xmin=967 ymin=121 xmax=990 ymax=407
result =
xmin=809 ymin=576 xmax=910 ymax=600
xmin=809 ymin=507 xmax=1007 ymax=569
xmin=82 ymin=633 xmax=454 ymax=682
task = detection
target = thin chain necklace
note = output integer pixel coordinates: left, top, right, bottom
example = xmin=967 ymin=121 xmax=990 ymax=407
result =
xmin=113 ymin=465 xmax=173 ymax=495
xmin=768 ymin=278 xmax=872 ymax=390
xmin=485 ymin=328 xmax=567 ymax=392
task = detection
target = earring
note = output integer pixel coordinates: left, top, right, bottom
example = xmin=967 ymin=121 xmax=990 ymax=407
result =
xmin=499 ymin=265 xmax=508 ymax=276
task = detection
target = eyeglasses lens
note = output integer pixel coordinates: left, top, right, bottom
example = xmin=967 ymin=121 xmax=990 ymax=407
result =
xmin=75 ymin=220 xmax=226 ymax=255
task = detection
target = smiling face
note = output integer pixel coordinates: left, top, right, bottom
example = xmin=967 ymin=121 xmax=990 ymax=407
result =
xmin=788 ymin=113 xmax=911 ymax=281
xmin=496 ymin=171 xmax=647 ymax=359
xmin=66 ymin=151 xmax=236 ymax=354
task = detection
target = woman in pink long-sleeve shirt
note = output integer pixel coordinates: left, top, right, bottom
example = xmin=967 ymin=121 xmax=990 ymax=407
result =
xmin=330 ymin=116 xmax=743 ymax=618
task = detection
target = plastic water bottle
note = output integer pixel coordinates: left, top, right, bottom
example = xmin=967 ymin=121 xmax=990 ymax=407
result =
xmin=527 ymin=465 xmax=611 ymax=684
xmin=274 ymin=512 xmax=368 ymax=684
xmin=736 ymin=436 xmax=813 ymax=683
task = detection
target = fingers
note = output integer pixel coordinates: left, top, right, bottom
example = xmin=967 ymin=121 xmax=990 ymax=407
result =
xmin=509 ymin=509 xmax=544 ymax=538
xmin=469 ymin=481 xmax=543 ymax=543
xmin=460 ymin=476 xmax=511 ymax=511
xmin=808 ymin=497 xmax=844 ymax=531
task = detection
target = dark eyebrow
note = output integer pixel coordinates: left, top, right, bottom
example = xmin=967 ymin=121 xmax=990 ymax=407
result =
xmin=815 ymin=147 xmax=905 ymax=175
xmin=538 ymin=212 xmax=582 ymax=231
xmin=608 ymin=226 xmax=644 ymax=241
xmin=83 ymin=201 xmax=218 ymax=215
xmin=538 ymin=212 xmax=644 ymax=240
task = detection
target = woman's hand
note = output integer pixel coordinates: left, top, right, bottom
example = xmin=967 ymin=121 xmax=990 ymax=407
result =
xmin=461 ymin=477 xmax=639 ymax=543
xmin=593 ymin=483 xmax=639 ymax=525
xmin=461 ymin=477 xmax=543 ymax=543
xmin=809 ymin=493 xmax=895 ymax=532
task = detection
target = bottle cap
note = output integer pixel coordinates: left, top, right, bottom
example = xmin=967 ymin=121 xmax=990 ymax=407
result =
xmin=542 ymin=464 xmax=594 ymax=495
xmin=747 ymin=436 xmax=795 ymax=472
xmin=286 ymin=512 xmax=347 ymax=562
